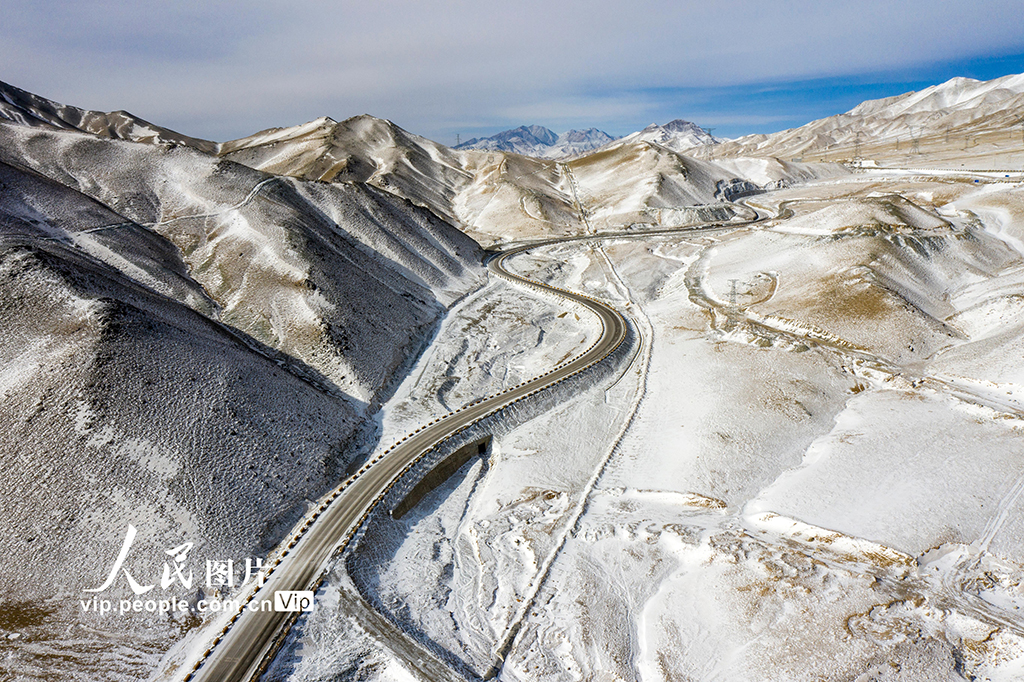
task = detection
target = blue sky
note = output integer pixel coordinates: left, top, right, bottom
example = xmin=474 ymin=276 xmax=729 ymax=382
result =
xmin=615 ymin=50 xmax=1024 ymax=140
xmin=3 ymin=1 xmax=1024 ymax=144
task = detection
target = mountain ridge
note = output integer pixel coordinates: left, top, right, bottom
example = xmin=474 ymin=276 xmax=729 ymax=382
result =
xmin=455 ymin=124 xmax=617 ymax=158
xmin=702 ymin=72 xmax=1024 ymax=167
xmin=0 ymin=79 xmax=218 ymax=153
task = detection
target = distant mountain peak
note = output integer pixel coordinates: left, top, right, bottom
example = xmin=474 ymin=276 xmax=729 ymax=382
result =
xmin=520 ymin=125 xmax=559 ymax=145
xmin=620 ymin=119 xmax=719 ymax=152
xmin=456 ymin=124 xmax=557 ymax=153
xmin=661 ymin=119 xmax=711 ymax=135
xmin=455 ymin=124 xmax=617 ymax=158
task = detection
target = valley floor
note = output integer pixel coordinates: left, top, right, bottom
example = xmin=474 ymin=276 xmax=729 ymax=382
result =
xmin=271 ymin=170 xmax=1024 ymax=682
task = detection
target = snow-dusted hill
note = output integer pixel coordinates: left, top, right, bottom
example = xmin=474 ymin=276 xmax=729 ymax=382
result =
xmin=0 ymin=79 xmax=217 ymax=153
xmin=564 ymin=140 xmax=841 ymax=229
xmin=705 ymin=73 xmax=1024 ymax=167
xmin=221 ymin=116 xmax=584 ymax=242
xmin=219 ymin=114 xmax=475 ymax=225
xmin=220 ymin=115 xmax=842 ymax=245
xmin=0 ymin=94 xmax=484 ymax=680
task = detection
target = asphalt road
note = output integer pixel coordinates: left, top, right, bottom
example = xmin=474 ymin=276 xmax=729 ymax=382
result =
xmin=180 ymin=207 xmax=771 ymax=681
xmin=180 ymin=235 xmax=633 ymax=682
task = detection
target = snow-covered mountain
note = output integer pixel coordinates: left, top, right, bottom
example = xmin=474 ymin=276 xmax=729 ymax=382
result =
xmin=617 ymin=119 xmax=720 ymax=152
xmin=455 ymin=125 xmax=617 ymax=158
xmin=0 ymin=83 xmax=484 ymax=681
xmin=0 ymin=79 xmax=217 ymax=152
xmin=456 ymin=124 xmax=558 ymax=155
xmin=551 ymin=127 xmax=619 ymax=157
xmin=219 ymin=113 xmax=839 ymax=245
xmin=706 ymin=72 xmax=1024 ymax=167
xmin=848 ymin=72 xmax=1024 ymax=118
xmin=219 ymin=114 xmax=475 ymax=226
xmin=456 ymin=119 xmax=721 ymax=159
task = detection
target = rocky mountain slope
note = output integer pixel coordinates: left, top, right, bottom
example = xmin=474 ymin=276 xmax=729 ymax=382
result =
xmin=0 ymin=88 xmax=483 ymax=681
xmin=0 ymin=80 xmax=217 ymax=152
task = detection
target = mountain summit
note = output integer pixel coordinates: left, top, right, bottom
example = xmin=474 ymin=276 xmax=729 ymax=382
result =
xmin=456 ymin=125 xmax=617 ymax=158
xmin=618 ymin=119 xmax=720 ymax=152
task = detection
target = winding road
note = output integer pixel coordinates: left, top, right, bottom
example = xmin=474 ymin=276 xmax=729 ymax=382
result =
xmin=180 ymin=233 xmax=644 ymax=682
xmin=169 ymin=170 xmax=1024 ymax=681
xmin=175 ymin=198 xmax=772 ymax=681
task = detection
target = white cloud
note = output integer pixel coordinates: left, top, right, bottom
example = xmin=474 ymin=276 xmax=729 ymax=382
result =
xmin=2 ymin=0 xmax=1023 ymax=141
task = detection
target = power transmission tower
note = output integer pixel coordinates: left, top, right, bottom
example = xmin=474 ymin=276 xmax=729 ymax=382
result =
xmin=728 ymin=279 xmax=740 ymax=308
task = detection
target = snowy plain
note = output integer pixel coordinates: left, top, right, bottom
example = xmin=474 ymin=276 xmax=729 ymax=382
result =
xmin=277 ymin=172 xmax=1024 ymax=682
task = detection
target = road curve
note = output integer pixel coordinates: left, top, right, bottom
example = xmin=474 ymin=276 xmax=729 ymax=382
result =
xmin=180 ymin=238 xmax=634 ymax=682
xmin=179 ymin=205 xmax=772 ymax=681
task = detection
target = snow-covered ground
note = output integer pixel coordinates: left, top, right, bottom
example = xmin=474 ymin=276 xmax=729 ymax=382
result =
xmin=5 ymin=75 xmax=1024 ymax=681
xmin=278 ymin=172 xmax=1024 ymax=681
